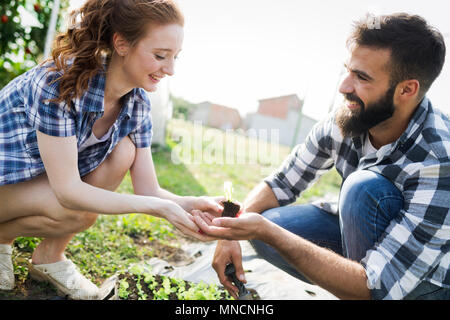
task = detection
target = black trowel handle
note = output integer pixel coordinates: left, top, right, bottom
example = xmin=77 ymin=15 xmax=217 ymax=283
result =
xmin=225 ymin=263 xmax=247 ymax=297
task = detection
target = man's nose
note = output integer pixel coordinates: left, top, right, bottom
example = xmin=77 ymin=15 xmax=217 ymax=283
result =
xmin=339 ymin=73 xmax=354 ymax=94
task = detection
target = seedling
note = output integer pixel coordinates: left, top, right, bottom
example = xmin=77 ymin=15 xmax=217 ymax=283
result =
xmin=118 ymin=278 xmax=130 ymax=299
xmin=221 ymin=181 xmax=240 ymax=217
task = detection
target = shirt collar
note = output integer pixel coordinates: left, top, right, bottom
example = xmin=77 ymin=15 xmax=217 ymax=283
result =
xmin=81 ymin=69 xmax=106 ymax=113
xmin=75 ymin=63 xmax=136 ymax=119
xmin=350 ymin=96 xmax=431 ymax=154
xmin=120 ymin=89 xmax=136 ymax=120
xmin=396 ymin=96 xmax=430 ymax=146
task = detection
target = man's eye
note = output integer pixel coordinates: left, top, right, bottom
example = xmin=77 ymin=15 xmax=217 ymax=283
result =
xmin=155 ymin=54 xmax=165 ymax=60
xmin=357 ymin=74 xmax=367 ymax=81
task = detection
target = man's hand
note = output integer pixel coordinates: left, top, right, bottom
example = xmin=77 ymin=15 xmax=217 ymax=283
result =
xmin=212 ymin=240 xmax=246 ymax=299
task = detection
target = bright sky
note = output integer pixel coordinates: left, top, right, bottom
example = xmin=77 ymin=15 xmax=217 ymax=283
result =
xmin=69 ymin=0 xmax=450 ymax=120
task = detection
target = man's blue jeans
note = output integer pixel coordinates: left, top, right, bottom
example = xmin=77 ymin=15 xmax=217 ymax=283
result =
xmin=250 ymin=170 xmax=450 ymax=299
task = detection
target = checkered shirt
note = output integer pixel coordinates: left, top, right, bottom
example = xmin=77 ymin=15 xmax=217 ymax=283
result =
xmin=264 ymin=97 xmax=450 ymax=300
xmin=0 ymin=61 xmax=153 ymax=186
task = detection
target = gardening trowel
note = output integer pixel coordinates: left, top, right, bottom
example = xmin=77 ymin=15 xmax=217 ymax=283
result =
xmin=225 ymin=263 xmax=253 ymax=300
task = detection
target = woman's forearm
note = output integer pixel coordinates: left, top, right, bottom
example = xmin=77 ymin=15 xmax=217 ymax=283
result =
xmin=132 ymin=182 xmax=193 ymax=212
xmin=57 ymin=179 xmax=170 ymax=217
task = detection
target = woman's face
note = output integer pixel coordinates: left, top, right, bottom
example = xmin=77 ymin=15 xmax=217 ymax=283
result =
xmin=120 ymin=23 xmax=184 ymax=92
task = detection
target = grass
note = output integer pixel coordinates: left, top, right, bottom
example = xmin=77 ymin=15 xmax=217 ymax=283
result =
xmin=164 ymin=119 xmax=342 ymax=202
xmin=4 ymin=118 xmax=342 ymax=299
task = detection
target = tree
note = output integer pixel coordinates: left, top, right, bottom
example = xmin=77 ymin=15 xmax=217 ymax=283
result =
xmin=0 ymin=0 xmax=69 ymax=89
xmin=170 ymin=94 xmax=196 ymax=120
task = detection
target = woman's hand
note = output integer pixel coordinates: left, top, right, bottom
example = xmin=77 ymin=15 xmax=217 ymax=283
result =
xmin=182 ymin=196 xmax=226 ymax=217
xmin=157 ymin=199 xmax=217 ymax=242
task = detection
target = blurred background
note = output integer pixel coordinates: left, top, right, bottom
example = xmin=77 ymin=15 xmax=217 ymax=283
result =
xmin=2 ymin=0 xmax=448 ymax=147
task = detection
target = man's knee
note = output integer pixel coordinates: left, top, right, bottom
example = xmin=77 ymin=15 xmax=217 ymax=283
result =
xmin=338 ymin=170 xmax=403 ymax=260
xmin=339 ymin=170 xmax=402 ymax=215
xmin=340 ymin=170 xmax=381 ymax=202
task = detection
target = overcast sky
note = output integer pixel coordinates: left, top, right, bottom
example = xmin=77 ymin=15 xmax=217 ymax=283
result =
xmin=69 ymin=0 xmax=450 ymax=120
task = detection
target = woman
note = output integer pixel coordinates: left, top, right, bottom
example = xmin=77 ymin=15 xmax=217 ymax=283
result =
xmin=0 ymin=0 xmax=221 ymax=299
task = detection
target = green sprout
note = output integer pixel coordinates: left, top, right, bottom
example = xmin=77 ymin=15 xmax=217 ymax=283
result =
xmin=118 ymin=278 xmax=130 ymax=299
xmin=224 ymin=181 xmax=233 ymax=202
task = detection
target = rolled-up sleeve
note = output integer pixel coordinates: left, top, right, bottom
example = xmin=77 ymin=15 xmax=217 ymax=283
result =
xmin=361 ymin=164 xmax=450 ymax=300
xmin=128 ymin=90 xmax=153 ymax=148
xmin=128 ymin=112 xmax=153 ymax=148
xmin=264 ymin=115 xmax=335 ymax=206
xmin=25 ymin=71 xmax=76 ymax=137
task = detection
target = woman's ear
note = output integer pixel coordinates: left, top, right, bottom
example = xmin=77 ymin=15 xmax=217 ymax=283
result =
xmin=112 ymin=32 xmax=130 ymax=57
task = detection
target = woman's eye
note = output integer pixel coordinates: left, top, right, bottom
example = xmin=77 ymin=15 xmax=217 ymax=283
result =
xmin=155 ymin=54 xmax=165 ymax=60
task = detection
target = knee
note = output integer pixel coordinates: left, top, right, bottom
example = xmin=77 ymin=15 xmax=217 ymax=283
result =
xmin=339 ymin=170 xmax=403 ymax=220
xmin=105 ymin=136 xmax=136 ymax=173
xmin=340 ymin=170 xmax=378 ymax=202
xmin=56 ymin=211 xmax=98 ymax=234
xmin=75 ymin=212 xmax=98 ymax=231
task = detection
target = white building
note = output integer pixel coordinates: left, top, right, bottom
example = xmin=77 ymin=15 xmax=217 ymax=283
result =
xmin=245 ymin=94 xmax=317 ymax=147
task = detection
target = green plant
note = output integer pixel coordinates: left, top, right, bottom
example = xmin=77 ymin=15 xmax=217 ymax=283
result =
xmin=118 ymin=267 xmax=234 ymax=300
xmin=0 ymin=0 xmax=69 ymax=89
xmin=118 ymin=278 xmax=130 ymax=300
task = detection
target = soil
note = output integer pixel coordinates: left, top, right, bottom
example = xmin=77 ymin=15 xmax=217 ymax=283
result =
xmin=221 ymin=200 xmax=240 ymax=217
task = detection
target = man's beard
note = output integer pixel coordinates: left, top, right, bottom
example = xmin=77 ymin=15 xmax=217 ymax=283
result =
xmin=336 ymin=85 xmax=396 ymax=138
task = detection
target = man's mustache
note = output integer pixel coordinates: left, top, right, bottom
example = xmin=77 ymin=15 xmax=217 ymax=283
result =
xmin=343 ymin=93 xmax=365 ymax=110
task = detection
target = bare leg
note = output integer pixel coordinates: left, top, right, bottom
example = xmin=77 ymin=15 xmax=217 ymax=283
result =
xmin=0 ymin=136 xmax=136 ymax=264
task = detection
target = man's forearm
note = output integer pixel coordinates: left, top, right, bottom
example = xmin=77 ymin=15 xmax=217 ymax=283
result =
xmin=243 ymin=181 xmax=279 ymax=214
xmin=259 ymin=219 xmax=371 ymax=300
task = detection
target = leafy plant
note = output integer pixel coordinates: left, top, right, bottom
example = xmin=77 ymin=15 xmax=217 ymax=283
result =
xmin=118 ymin=266 xmax=234 ymax=300
xmin=118 ymin=278 xmax=130 ymax=300
xmin=0 ymin=0 xmax=70 ymax=89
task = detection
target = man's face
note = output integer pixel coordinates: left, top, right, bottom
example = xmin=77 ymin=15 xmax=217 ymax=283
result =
xmin=336 ymin=45 xmax=397 ymax=138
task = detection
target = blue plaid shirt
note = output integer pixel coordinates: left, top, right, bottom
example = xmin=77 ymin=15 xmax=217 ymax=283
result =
xmin=0 ymin=61 xmax=153 ymax=186
xmin=265 ymin=98 xmax=450 ymax=300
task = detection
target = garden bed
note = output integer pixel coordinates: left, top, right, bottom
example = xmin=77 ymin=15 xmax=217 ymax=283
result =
xmin=114 ymin=265 xmax=260 ymax=300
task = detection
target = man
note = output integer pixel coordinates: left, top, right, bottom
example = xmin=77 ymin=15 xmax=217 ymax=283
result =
xmin=193 ymin=13 xmax=449 ymax=300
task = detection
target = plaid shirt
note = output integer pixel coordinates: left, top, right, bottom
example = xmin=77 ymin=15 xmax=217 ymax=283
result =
xmin=0 ymin=61 xmax=153 ymax=186
xmin=265 ymin=97 xmax=450 ymax=300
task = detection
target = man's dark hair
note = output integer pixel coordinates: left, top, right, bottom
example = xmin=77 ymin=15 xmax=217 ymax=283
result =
xmin=348 ymin=13 xmax=446 ymax=98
